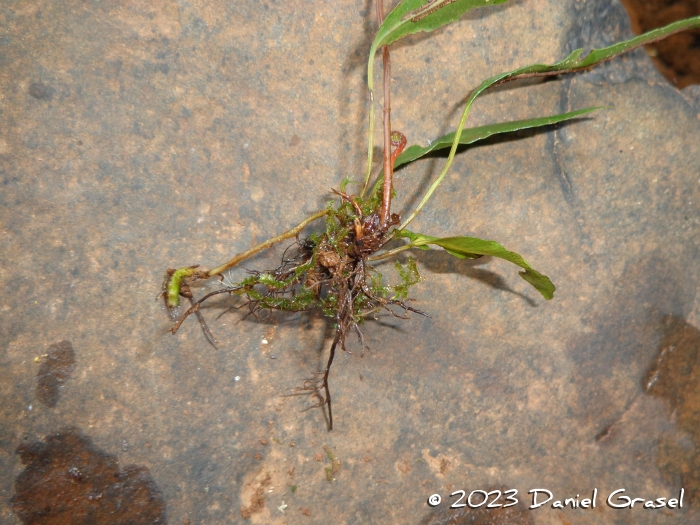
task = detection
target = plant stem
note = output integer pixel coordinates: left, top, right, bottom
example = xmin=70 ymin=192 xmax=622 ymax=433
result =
xmin=362 ymin=0 xmax=392 ymax=201
xmin=379 ymin=45 xmax=393 ymax=226
xmin=166 ymin=209 xmax=328 ymax=308
xmin=377 ymin=0 xmax=394 ymax=227
xmin=397 ymin=97 xmax=477 ymax=230
xmin=205 ymin=209 xmax=328 ymax=278
xmin=361 ymin=93 xmax=376 ymax=198
xmin=367 ymin=243 xmax=413 ymax=262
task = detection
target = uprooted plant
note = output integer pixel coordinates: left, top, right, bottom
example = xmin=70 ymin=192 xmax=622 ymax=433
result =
xmin=162 ymin=0 xmax=700 ymax=430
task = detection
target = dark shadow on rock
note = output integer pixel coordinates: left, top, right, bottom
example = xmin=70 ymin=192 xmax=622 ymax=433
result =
xmin=393 ymin=250 xmax=538 ymax=307
xmin=338 ymin=0 xmax=374 ymax=179
xmin=643 ymin=315 xmax=700 ymax=507
xmin=443 ymin=77 xmax=562 ymax=126
xmin=36 ymin=341 xmax=76 ymax=408
xmin=564 ymin=256 xmax=697 ymax=440
xmin=567 ymin=0 xmax=666 ymax=86
xmin=418 ymin=486 xmax=533 ymax=525
xmin=12 ymin=427 xmax=167 ymax=524
xmin=345 ymin=0 xmax=374 ymax=77
xmin=28 ymin=82 xmax=56 ymax=101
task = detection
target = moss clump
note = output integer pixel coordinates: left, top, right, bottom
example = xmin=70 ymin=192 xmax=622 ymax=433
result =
xmin=163 ymin=190 xmax=426 ymax=430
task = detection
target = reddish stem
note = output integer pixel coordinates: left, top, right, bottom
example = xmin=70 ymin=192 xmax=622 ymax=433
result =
xmin=376 ymin=0 xmax=394 ymax=228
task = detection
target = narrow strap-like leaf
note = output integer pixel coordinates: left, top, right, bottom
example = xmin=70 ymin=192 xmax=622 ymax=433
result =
xmin=394 ymin=106 xmax=603 ymax=168
xmin=399 ymin=15 xmax=700 ymax=229
xmin=372 ymin=0 xmax=510 ymax=54
xmin=410 ymin=234 xmax=555 ymax=299
xmin=477 ymin=16 xmax=700 ymax=88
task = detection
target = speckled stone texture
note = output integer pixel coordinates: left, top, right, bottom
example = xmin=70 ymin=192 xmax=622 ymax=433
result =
xmin=1 ymin=0 xmax=699 ymax=524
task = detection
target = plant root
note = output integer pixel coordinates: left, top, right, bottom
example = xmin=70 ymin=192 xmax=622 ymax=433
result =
xmin=162 ymin=180 xmax=423 ymax=430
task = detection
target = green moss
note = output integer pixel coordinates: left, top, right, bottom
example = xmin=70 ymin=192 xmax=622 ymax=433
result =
xmin=392 ymin=257 xmax=422 ymax=300
xmin=323 ymin=446 xmax=341 ymax=482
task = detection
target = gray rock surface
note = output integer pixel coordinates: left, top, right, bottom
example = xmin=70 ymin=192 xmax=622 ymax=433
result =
xmin=1 ymin=0 xmax=698 ymax=523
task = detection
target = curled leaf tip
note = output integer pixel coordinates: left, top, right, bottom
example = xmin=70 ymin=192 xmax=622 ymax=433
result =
xmin=164 ymin=266 xmax=201 ymax=308
xmin=407 ymin=234 xmax=556 ymax=300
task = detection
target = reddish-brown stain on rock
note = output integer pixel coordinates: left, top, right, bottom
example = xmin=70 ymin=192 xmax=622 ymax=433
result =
xmin=12 ymin=427 xmax=166 ymax=524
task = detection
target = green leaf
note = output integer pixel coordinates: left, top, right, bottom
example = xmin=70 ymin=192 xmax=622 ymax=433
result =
xmin=471 ymin=16 xmax=700 ymax=94
xmin=394 ymin=107 xmax=604 ymax=168
xmin=411 ymin=235 xmax=555 ymax=299
xmin=373 ymin=0 xmax=510 ymax=53
xmin=400 ymin=15 xmax=700 ymax=229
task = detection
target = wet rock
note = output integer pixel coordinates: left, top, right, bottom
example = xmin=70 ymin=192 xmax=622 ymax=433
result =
xmin=0 ymin=0 xmax=698 ymax=523
xmin=12 ymin=427 xmax=166 ymax=524
xmin=36 ymin=340 xmax=76 ymax=408
xmin=645 ymin=316 xmax=700 ymax=507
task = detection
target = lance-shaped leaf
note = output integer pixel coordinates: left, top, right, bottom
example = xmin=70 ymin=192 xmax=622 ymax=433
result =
xmin=471 ymin=16 xmax=700 ymax=93
xmin=400 ymin=15 xmax=700 ymax=229
xmin=394 ymin=106 xmax=604 ymax=169
xmin=368 ymin=106 xmax=603 ymax=198
xmin=409 ymin=234 xmax=555 ymax=299
xmin=372 ymin=0 xmax=509 ymax=54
